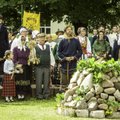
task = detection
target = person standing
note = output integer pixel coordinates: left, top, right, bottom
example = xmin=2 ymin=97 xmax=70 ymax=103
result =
xmin=13 ymin=36 xmax=30 ymax=100
xmin=35 ymin=33 xmax=55 ymax=99
xmin=77 ymin=27 xmax=92 ymax=59
xmin=92 ymin=31 xmax=110 ymax=59
xmin=2 ymin=50 xmax=16 ymax=102
xmin=0 ymin=14 xmax=9 ymax=81
xmin=58 ymin=25 xmax=82 ymax=89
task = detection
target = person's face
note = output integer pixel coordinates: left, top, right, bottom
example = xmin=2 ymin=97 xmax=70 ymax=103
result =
xmin=21 ymin=31 xmax=28 ymax=37
xmin=80 ymin=30 xmax=86 ymax=37
xmin=65 ymin=27 xmax=73 ymax=36
xmin=10 ymin=53 xmax=13 ymax=59
xmin=46 ymin=35 xmax=52 ymax=42
xmin=98 ymin=27 xmax=105 ymax=32
xmin=21 ymin=36 xmax=26 ymax=45
xmin=38 ymin=37 xmax=45 ymax=45
xmin=112 ymin=26 xmax=117 ymax=33
xmin=93 ymin=29 xmax=97 ymax=36
xmin=99 ymin=32 xmax=104 ymax=40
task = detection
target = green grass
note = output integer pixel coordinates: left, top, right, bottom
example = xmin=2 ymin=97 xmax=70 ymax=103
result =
xmin=0 ymin=98 xmax=118 ymax=120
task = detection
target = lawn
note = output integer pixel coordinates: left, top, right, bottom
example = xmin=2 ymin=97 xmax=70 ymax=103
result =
xmin=0 ymin=98 xmax=118 ymax=120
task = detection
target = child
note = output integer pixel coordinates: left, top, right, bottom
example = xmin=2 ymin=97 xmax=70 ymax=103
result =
xmin=2 ymin=50 xmax=16 ymax=102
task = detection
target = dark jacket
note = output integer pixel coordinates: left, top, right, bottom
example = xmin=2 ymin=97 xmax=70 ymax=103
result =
xmin=112 ymin=40 xmax=120 ymax=61
xmin=0 ymin=24 xmax=9 ymax=58
xmin=58 ymin=38 xmax=82 ymax=72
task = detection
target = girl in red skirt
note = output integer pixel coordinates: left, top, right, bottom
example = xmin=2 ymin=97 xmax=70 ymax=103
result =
xmin=2 ymin=50 xmax=16 ymax=102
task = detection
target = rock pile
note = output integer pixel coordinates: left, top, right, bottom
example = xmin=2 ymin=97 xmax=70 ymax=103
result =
xmin=57 ymin=58 xmax=120 ymax=119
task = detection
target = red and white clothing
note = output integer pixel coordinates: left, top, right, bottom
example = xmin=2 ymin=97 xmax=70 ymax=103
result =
xmin=78 ymin=35 xmax=92 ymax=59
xmin=2 ymin=59 xmax=16 ymax=97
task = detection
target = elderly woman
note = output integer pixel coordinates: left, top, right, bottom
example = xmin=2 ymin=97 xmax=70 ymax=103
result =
xmin=13 ymin=36 xmax=30 ymax=99
xmin=92 ymin=31 xmax=110 ymax=59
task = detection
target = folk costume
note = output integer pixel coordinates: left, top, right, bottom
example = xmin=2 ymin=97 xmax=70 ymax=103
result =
xmin=58 ymin=34 xmax=82 ymax=87
xmin=2 ymin=59 xmax=16 ymax=99
xmin=13 ymin=45 xmax=30 ymax=98
xmin=77 ymin=35 xmax=92 ymax=59
xmin=92 ymin=39 xmax=110 ymax=59
xmin=35 ymin=44 xmax=55 ymax=99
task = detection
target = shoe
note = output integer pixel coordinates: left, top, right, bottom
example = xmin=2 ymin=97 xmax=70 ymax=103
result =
xmin=5 ymin=99 xmax=10 ymax=102
xmin=5 ymin=97 xmax=10 ymax=102
xmin=21 ymin=95 xmax=25 ymax=99
xmin=18 ymin=95 xmax=22 ymax=99
xmin=10 ymin=97 xmax=14 ymax=102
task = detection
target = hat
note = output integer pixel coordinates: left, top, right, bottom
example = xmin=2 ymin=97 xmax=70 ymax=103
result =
xmin=37 ymin=33 xmax=46 ymax=38
xmin=19 ymin=27 xmax=28 ymax=34
xmin=32 ymin=30 xmax=39 ymax=38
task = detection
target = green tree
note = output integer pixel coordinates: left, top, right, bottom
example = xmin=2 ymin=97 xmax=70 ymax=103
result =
xmin=0 ymin=0 xmax=120 ymax=31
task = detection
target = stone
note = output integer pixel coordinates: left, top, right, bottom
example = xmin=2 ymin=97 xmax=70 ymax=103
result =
xmin=90 ymin=88 xmax=95 ymax=94
xmin=80 ymin=73 xmax=93 ymax=90
xmin=70 ymin=70 xmax=80 ymax=83
xmin=97 ymin=98 xmax=105 ymax=104
xmin=114 ymin=82 xmax=120 ymax=91
xmin=67 ymin=96 xmax=73 ymax=102
xmin=100 ymin=93 xmax=108 ymax=100
xmin=73 ymin=94 xmax=78 ymax=99
xmin=69 ymin=100 xmax=77 ymax=108
xmin=94 ymin=84 xmax=103 ymax=95
xmin=76 ymin=99 xmax=87 ymax=109
xmin=84 ymin=91 xmax=94 ymax=101
xmin=64 ymin=102 xmax=70 ymax=107
xmin=111 ymin=77 xmax=118 ymax=82
xmin=108 ymin=72 xmax=113 ymax=78
xmin=104 ymin=88 xmax=116 ymax=94
xmin=107 ymin=112 xmax=120 ymax=119
xmin=68 ymin=83 xmax=77 ymax=89
xmin=88 ymin=101 xmax=98 ymax=111
xmin=77 ymin=73 xmax=85 ymax=86
xmin=63 ymin=108 xmax=75 ymax=117
xmin=57 ymin=107 xmax=64 ymax=115
xmin=76 ymin=109 xmax=89 ymax=117
xmin=88 ymin=97 xmax=97 ymax=103
xmin=108 ymin=96 xmax=115 ymax=101
xmin=101 ymin=80 xmax=114 ymax=88
xmin=114 ymin=90 xmax=120 ymax=101
xmin=117 ymin=76 xmax=120 ymax=82
xmin=90 ymin=110 xmax=105 ymax=118
xmin=98 ymin=103 xmax=108 ymax=110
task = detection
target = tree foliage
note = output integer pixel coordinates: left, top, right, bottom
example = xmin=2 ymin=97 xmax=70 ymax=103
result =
xmin=0 ymin=0 xmax=120 ymax=30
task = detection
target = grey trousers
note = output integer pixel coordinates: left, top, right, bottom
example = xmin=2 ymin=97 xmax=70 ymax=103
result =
xmin=35 ymin=67 xmax=50 ymax=98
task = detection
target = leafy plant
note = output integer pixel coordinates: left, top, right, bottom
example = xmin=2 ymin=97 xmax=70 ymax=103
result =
xmin=77 ymin=58 xmax=120 ymax=84
xmin=105 ymin=100 xmax=120 ymax=115
xmin=55 ymin=93 xmax=64 ymax=105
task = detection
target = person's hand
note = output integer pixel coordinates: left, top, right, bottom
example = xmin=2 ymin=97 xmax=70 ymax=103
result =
xmin=65 ymin=57 xmax=71 ymax=62
xmin=66 ymin=56 xmax=75 ymax=61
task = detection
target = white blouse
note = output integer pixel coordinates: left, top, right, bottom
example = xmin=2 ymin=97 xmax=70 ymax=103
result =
xmin=4 ymin=59 xmax=14 ymax=74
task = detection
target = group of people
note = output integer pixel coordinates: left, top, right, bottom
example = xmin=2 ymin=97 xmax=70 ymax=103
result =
xmin=0 ymin=14 xmax=120 ymax=102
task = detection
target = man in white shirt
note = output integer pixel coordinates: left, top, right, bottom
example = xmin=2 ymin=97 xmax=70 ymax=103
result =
xmin=35 ymin=33 xmax=55 ymax=99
